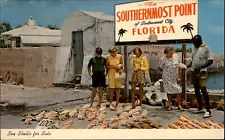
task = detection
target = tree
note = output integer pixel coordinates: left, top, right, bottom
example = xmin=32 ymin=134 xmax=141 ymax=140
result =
xmin=47 ymin=24 xmax=60 ymax=30
xmin=0 ymin=22 xmax=12 ymax=33
xmin=117 ymin=28 xmax=127 ymax=42
xmin=15 ymin=25 xmax=22 ymax=29
xmin=181 ymin=23 xmax=194 ymax=39
xmin=0 ymin=22 xmax=12 ymax=48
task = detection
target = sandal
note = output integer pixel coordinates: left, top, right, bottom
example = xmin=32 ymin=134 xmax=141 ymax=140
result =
xmin=178 ymin=106 xmax=184 ymax=111
xmin=167 ymin=106 xmax=172 ymax=111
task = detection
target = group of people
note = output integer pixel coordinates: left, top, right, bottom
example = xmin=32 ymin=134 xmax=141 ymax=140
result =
xmin=88 ymin=47 xmax=149 ymax=109
xmin=87 ymin=34 xmax=213 ymax=118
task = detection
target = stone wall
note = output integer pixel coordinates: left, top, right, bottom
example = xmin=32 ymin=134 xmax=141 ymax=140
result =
xmin=0 ymin=47 xmax=57 ymax=88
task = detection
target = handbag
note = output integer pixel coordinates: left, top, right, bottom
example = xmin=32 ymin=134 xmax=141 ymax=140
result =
xmin=115 ymin=72 xmax=126 ymax=80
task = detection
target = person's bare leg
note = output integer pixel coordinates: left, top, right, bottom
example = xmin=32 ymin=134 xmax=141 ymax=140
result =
xmin=109 ymin=88 xmax=114 ymax=104
xmin=90 ymin=87 xmax=97 ymax=107
xmin=131 ymin=83 xmax=136 ymax=108
xmin=167 ymin=94 xmax=172 ymax=111
xmin=115 ymin=88 xmax=120 ymax=107
xmin=177 ymin=93 xmax=184 ymax=110
xmin=139 ymin=83 xmax=144 ymax=106
xmin=98 ymin=87 xmax=103 ymax=107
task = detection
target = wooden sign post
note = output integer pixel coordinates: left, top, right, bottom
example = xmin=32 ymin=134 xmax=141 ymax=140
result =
xmin=182 ymin=44 xmax=187 ymax=100
xmin=124 ymin=46 xmax=129 ymax=101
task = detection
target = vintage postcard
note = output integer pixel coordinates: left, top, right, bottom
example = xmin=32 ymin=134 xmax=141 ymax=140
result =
xmin=0 ymin=0 xmax=224 ymax=139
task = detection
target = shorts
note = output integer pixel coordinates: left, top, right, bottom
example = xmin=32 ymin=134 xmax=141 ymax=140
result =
xmin=191 ymin=71 xmax=207 ymax=87
xmin=92 ymin=72 xmax=106 ymax=88
xmin=131 ymin=69 xmax=145 ymax=84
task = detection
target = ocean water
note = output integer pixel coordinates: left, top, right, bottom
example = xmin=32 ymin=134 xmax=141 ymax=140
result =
xmin=206 ymin=74 xmax=224 ymax=90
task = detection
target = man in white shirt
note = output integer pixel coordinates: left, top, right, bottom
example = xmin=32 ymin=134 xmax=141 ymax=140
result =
xmin=187 ymin=35 xmax=213 ymax=118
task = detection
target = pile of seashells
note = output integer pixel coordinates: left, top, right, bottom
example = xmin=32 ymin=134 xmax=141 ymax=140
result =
xmin=167 ymin=115 xmax=224 ymax=129
xmin=22 ymin=102 xmax=161 ymax=129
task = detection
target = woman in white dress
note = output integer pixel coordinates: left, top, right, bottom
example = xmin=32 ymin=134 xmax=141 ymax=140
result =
xmin=159 ymin=47 xmax=186 ymax=111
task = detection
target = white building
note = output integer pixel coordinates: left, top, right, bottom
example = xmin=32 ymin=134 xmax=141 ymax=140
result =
xmin=1 ymin=17 xmax=61 ymax=47
xmin=55 ymin=10 xmax=114 ymax=84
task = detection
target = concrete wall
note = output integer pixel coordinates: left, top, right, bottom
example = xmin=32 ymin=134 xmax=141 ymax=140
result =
xmin=0 ymin=47 xmax=57 ymax=88
xmin=56 ymin=11 xmax=115 ymax=83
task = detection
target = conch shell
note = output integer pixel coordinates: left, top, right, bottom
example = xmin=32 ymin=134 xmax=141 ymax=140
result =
xmin=135 ymin=106 xmax=142 ymax=112
xmin=69 ymin=110 xmax=77 ymax=118
xmin=132 ymin=113 xmax=142 ymax=122
xmin=141 ymin=109 xmax=149 ymax=118
xmin=25 ymin=115 xmax=33 ymax=124
xmin=60 ymin=110 xmax=70 ymax=116
xmin=119 ymin=116 xmax=129 ymax=126
xmin=125 ymin=105 xmax=132 ymax=112
xmin=77 ymin=113 xmax=85 ymax=120
xmin=129 ymin=109 xmax=139 ymax=117
xmin=179 ymin=115 xmax=189 ymax=122
xmin=119 ymin=112 xmax=129 ymax=118
xmin=98 ymin=113 xmax=106 ymax=123
xmin=110 ymin=119 xmax=119 ymax=129
xmin=35 ymin=114 xmax=43 ymax=122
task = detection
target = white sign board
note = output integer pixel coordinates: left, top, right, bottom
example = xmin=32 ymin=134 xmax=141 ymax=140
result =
xmin=35 ymin=119 xmax=55 ymax=129
xmin=115 ymin=0 xmax=198 ymax=44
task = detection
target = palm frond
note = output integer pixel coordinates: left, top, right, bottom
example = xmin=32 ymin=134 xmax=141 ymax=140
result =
xmin=183 ymin=27 xmax=187 ymax=32
xmin=181 ymin=25 xmax=186 ymax=29
xmin=189 ymin=27 xmax=194 ymax=30
xmin=187 ymin=23 xmax=193 ymax=27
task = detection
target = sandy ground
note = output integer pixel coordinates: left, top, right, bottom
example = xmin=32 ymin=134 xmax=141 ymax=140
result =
xmin=0 ymin=84 xmax=224 ymax=129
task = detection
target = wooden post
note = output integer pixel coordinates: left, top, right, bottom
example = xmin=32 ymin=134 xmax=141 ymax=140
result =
xmin=124 ymin=46 xmax=129 ymax=102
xmin=182 ymin=44 xmax=187 ymax=100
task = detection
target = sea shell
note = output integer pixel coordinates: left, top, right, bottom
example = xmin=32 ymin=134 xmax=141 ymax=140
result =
xmin=119 ymin=116 xmax=129 ymax=126
xmin=103 ymin=119 xmax=110 ymax=127
xmin=119 ymin=112 xmax=129 ymax=118
xmin=135 ymin=106 xmax=142 ymax=112
xmin=77 ymin=113 xmax=85 ymax=120
xmin=142 ymin=123 xmax=152 ymax=129
xmin=61 ymin=122 xmax=76 ymax=129
xmin=128 ymin=122 xmax=142 ymax=129
xmin=132 ymin=114 xmax=142 ymax=122
xmin=59 ymin=114 xmax=66 ymax=121
xmin=179 ymin=115 xmax=189 ymax=122
xmin=101 ymin=103 xmax=106 ymax=108
xmin=129 ymin=109 xmax=139 ymax=117
xmin=99 ymin=107 xmax=106 ymax=112
xmin=69 ymin=110 xmax=77 ymax=118
xmin=99 ymin=124 xmax=108 ymax=129
xmin=87 ymin=114 xmax=96 ymax=121
xmin=117 ymin=103 xmax=125 ymax=108
xmin=183 ymin=123 xmax=193 ymax=129
xmin=48 ymin=113 xmax=57 ymax=120
xmin=125 ymin=105 xmax=132 ymax=112
xmin=110 ymin=119 xmax=119 ymax=129
xmin=98 ymin=115 xmax=106 ymax=123
xmin=168 ymin=123 xmax=179 ymax=129
xmin=24 ymin=115 xmax=33 ymax=124
xmin=87 ymin=122 xmax=94 ymax=129
xmin=110 ymin=104 xmax=116 ymax=111
xmin=60 ymin=110 xmax=70 ymax=116
xmin=141 ymin=109 xmax=149 ymax=118
xmin=35 ymin=114 xmax=43 ymax=122
xmin=149 ymin=120 xmax=160 ymax=129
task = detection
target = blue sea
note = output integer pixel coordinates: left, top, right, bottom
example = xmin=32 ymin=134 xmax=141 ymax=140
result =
xmin=206 ymin=74 xmax=224 ymax=89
